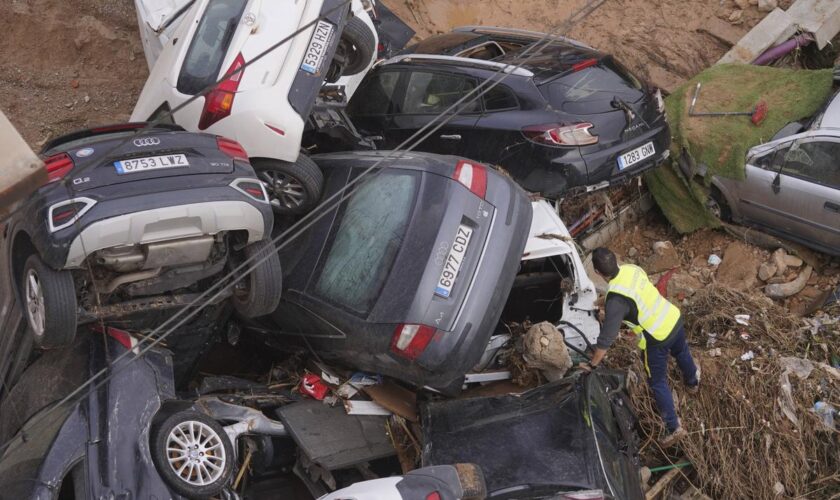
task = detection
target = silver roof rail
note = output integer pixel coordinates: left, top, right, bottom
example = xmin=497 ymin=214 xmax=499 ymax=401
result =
xmin=382 ymin=54 xmax=534 ymax=77
xmin=452 ymin=26 xmax=595 ymax=50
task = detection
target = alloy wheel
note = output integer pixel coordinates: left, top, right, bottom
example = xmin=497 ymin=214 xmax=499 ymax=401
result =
xmin=165 ymin=420 xmax=227 ymax=486
xmin=259 ymin=170 xmax=307 ymax=210
xmin=24 ymin=268 xmax=46 ymax=339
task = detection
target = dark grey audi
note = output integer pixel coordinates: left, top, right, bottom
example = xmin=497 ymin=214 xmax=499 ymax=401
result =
xmin=248 ymin=151 xmax=532 ymax=390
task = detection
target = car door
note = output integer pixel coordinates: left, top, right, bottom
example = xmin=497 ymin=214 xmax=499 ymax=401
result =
xmin=737 ymin=139 xmax=794 ymax=228
xmin=773 ymin=137 xmax=840 ymax=251
xmin=346 ymin=69 xmax=404 ymax=145
xmin=387 ymin=69 xmax=481 ymax=155
xmin=461 ymin=82 xmax=526 ymax=165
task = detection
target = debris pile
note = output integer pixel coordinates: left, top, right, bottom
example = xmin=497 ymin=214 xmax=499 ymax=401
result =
xmin=610 ymin=285 xmax=839 ymax=499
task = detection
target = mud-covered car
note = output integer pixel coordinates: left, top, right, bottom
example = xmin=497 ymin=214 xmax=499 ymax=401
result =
xmin=5 ymin=123 xmax=281 ymax=349
xmin=348 ymin=27 xmax=671 ymax=198
xmin=248 ymin=151 xmax=533 ymax=391
xmin=422 ymin=371 xmax=644 ymax=500
xmin=131 ymin=0 xmax=379 ymax=214
xmin=0 ymin=326 xmax=292 ymax=499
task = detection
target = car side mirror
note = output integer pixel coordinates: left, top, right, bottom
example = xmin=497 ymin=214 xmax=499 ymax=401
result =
xmin=772 ymin=173 xmax=780 ymax=194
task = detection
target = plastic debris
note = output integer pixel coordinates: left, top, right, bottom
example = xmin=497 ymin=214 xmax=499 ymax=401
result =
xmin=740 ymin=350 xmax=755 ymax=361
xmin=734 ymin=314 xmax=750 ymax=326
xmin=708 ymin=254 xmax=722 ymax=266
xmin=300 ymin=373 xmax=329 ymax=400
xmin=813 ymin=401 xmax=836 ymax=431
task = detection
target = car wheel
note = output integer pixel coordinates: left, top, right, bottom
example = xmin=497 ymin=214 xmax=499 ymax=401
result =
xmin=231 ymin=239 xmax=282 ymax=318
xmin=150 ymin=410 xmax=234 ymax=499
xmin=21 ymin=254 xmax=77 ymax=349
xmin=338 ymin=16 xmax=376 ymax=76
xmin=253 ymin=156 xmax=323 ymax=215
xmin=707 ymin=187 xmax=731 ymax=222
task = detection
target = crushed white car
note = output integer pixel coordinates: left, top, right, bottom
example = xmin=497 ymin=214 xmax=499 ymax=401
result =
xmin=131 ymin=0 xmax=378 ymax=214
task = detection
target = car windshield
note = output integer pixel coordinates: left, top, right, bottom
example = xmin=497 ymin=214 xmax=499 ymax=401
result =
xmin=313 ymin=171 xmax=418 ymax=315
xmin=176 ymin=0 xmax=246 ymax=95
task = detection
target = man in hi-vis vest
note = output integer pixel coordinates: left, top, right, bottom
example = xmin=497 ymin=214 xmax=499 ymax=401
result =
xmin=581 ymin=247 xmax=700 ymax=446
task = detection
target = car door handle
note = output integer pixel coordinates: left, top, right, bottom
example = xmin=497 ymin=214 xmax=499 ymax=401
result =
xmin=825 ymin=201 xmax=840 ymax=213
xmin=440 ymin=134 xmax=461 ymax=140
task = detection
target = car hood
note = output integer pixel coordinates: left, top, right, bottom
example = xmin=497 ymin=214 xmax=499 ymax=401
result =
xmin=522 ymin=200 xmax=575 ymax=262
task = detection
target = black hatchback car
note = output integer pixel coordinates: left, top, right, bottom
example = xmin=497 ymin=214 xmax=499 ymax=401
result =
xmin=347 ymin=27 xmax=670 ymax=198
xmin=250 ymin=151 xmax=532 ymax=390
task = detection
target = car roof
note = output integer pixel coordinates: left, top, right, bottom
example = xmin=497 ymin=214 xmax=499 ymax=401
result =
xmin=404 ymin=32 xmax=487 ymax=56
xmin=816 ymin=90 xmax=840 ymax=130
xmin=312 ymin=150 xmax=466 ymax=178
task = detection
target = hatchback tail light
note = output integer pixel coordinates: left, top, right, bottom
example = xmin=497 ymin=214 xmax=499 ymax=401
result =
xmin=571 ymin=58 xmax=598 ymax=72
xmin=453 ymin=160 xmax=487 ymax=199
xmin=199 ymin=53 xmax=246 ymax=130
xmin=44 ymin=153 xmax=74 ymax=183
xmin=391 ymin=324 xmax=436 ymax=359
xmin=426 ymin=492 xmax=441 ymax=500
xmin=48 ymin=197 xmax=96 ymax=232
xmin=217 ymin=136 xmax=249 ymax=162
xmin=522 ymin=123 xmax=598 ymax=146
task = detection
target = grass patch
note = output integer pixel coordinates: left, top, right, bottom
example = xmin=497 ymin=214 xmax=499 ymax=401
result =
xmin=649 ymin=64 xmax=834 ymax=232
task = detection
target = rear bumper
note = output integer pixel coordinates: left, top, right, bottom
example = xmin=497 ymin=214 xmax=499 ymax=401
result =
xmin=30 ymin=184 xmax=272 ymax=270
xmin=418 ymin=180 xmax=533 ymax=387
xmin=581 ymin=122 xmax=671 ymax=187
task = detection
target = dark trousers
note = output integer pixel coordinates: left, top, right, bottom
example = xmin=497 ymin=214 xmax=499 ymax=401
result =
xmin=644 ymin=324 xmax=698 ymax=433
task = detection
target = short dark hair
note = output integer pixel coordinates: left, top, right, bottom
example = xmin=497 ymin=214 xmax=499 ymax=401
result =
xmin=592 ymin=247 xmax=619 ymax=278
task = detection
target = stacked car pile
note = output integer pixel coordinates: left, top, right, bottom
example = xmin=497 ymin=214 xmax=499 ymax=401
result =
xmin=0 ymin=1 xmax=671 ymax=498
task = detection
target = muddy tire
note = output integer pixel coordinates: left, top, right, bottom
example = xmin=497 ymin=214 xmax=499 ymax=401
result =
xmin=150 ymin=410 xmax=234 ymax=499
xmin=231 ymin=239 xmax=282 ymax=318
xmin=254 ymin=155 xmax=323 ymax=215
xmin=707 ymin=187 xmax=731 ymax=222
xmin=339 ymin=16 xmax=376 ymax=76
xmin=21 ymin=253 xmax=77 ymax=349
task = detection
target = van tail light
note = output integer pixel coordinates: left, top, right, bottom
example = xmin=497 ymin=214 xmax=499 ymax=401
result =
xmin=453 ymin=160 xmax=487 ymax=199
xmin=216 ymin=136 xmax=249 ymax=162
xmin=47 ymin=197 xmax=96 ymax=232
xmin=391 ymin=324 xmax=436 ymax=359
xmin=230 ymin=178 xmax=269 ymax=203
xmin=198 ymin=53 xmax=246 ymax=130
xmin=522 ymin=123 xmax=598 ymax=146
xmin=571 ymin=58 xmax=598 ymax=72
xmin=426 ymin=493 xmax=441 ymax=500
xmin=44 ymin=153 xmax=74 ymax=183
xmin=562 ymin=490 xmax=604 ymax=500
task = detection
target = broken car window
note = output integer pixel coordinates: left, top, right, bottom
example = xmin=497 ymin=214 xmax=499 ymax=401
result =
xmin=313 ymin=171 xmax=418 ymax=315
xmin=347 ymin=70 xmax=402 ymax=116
xmin=177 ymin=0 xmax=247 ymax=95
xmin=782 ymin=140 xmax=840 ymax=189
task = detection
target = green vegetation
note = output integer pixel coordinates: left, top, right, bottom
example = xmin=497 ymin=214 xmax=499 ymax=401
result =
xmin=646 ymin=64 xmax=834 ymax=233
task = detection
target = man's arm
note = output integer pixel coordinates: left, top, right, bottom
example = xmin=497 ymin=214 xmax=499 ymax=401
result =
xmin=588 ymin=295 xmax=631 ymax=367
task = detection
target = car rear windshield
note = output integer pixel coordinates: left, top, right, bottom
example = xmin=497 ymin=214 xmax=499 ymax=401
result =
xmin=176 ymin=0 xmax=247 ymax=95
xmin=313 ymin=171 xmax=419 ymax=315
xmin=538 ymin=57 xmax=644 ymax=114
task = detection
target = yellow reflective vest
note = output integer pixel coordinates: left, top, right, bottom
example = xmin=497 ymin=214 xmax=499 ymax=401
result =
xmin=607 ymin=264 xmax=681 ymax=350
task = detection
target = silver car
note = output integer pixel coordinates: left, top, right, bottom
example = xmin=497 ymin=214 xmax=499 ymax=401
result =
xmin=706 ymin=91 xmax=840 ymax=256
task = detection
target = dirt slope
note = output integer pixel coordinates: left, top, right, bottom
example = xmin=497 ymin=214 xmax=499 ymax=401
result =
xmin=388 ymin=0 xmax=788 ymax=90
xmin=0 ymin=0 xmax=148 ymax=148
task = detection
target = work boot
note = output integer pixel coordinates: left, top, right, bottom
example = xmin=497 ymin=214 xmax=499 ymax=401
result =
xmin=660 ymin=426 xmax=688 ymax=447
xmin=686 ymin=367 xmax=701 ymax=394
